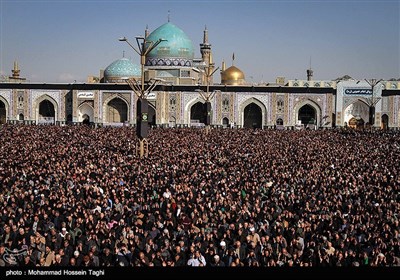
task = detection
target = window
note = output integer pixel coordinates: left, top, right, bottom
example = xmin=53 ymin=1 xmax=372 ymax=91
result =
xmin=277 ymin=98 xmax=284 ymax=114
xmin=181 ymin=70 xmax=190 ymax=77
xmin=17 ymin=95 xmax=24 ymax=109
xmin=169 ymin=96 xmax=176 ymax=111
xmin=222 ymin=98 xmax=229 ymax=112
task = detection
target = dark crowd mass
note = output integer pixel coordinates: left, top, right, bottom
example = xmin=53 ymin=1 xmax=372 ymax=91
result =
xmin=0 ymin=124 xmax=399 ymax=267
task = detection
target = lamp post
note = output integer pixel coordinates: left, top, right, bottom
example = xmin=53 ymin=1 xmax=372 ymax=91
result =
xmin=119 ymin=35 xmax=166 ymax=158
xmin=195 ymin=65 xmax=219 ymax=134
xmin=356 ymin=79 xmax=383 ymax=128
xmin=363 ymin=78 xmax=382 ymax=127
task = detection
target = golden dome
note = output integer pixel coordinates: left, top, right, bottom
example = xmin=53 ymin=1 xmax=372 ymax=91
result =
xmin=221 ymin=65 xmax=245 ymax=85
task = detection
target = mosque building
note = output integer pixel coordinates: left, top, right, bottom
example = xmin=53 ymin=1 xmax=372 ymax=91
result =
xmin=1 ymin=20 xmax=400 ymax=129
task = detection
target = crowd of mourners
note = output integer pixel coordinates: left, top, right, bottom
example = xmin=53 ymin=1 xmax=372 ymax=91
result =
xmin=0 ymin=124 xmax=399 ymax=267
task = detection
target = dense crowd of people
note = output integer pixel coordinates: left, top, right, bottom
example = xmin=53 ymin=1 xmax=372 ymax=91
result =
xmin=0 ymin=124 xmax=399 ymax=267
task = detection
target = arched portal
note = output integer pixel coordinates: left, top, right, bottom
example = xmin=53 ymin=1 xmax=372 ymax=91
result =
xmin=298 ymin=104 xmax=316 ymax=126
xmin=38 ymin=100 xmax=55 ymax=124
xmin=344 ymin=101 xmax=369 ymax=126
xmin=240 ymin=98 xmax=266 ymax=128
xmin=190 ymin=102 xmax=207 ymax=125
xmin=18 ymin=114 xmax=24 ymax=121
xmin=222 ymin=117 xmax=229 ymax=127
xmin=244 ymin=103 xmax=262 ymax=128
xmin=106 ymin=98 xmax=128 ymax=123
xmin=0 ymin=100 xmax=6 ymax=124
xmin=381 ymin=114 xmax=389 ymax=130
xmin=78 ymin=103 xmax=94 ymax=123
xmin=293 ymin=100 xmax=321 ymax=128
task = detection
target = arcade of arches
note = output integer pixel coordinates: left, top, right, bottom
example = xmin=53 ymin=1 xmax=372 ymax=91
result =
xmin=106 ymin=98 xmax=128 ymax=123
xmin=244 ymin=103 xmax=262 ymax=128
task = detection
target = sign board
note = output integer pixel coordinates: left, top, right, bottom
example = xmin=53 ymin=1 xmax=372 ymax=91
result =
xmin=77 ymin=92 xmax=94 ymax=99
xmin=344 ymin=89 xmax=372 ymax=95
xmin=146 ymin=92 xmax=156 ymax=100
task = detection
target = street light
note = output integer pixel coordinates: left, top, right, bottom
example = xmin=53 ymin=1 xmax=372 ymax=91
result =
xmin=357 ymin=79 xmax=382 ymax=127
xmin=195 ymin=65 xmax=219 ymax=134
xmin=119 ymin=35 xmax=167 ymax=158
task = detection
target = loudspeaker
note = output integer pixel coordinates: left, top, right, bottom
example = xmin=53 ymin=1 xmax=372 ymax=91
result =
xmin=205 ymin=101 xmax=211 ymax=126
xmin=136 ymin=99 xmax=149 ymax=139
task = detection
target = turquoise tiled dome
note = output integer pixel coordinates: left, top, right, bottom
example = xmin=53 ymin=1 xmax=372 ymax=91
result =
xmin=104 ymin=58 xmax=141 ymax=81
xmin=146 ymin=22 xmax=194 ymax=67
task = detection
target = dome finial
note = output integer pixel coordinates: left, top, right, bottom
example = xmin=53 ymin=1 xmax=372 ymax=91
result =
xmin=232 ymin=52 xmax=235 ymax=66
xmin=122 ymin=50 xmax=125 ymax=58
xmin=168 ymin=10 xmax=170 ymax=22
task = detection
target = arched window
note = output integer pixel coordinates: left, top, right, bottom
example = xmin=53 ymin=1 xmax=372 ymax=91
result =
xmin=222 ymin=98 xmax=229 ymax=112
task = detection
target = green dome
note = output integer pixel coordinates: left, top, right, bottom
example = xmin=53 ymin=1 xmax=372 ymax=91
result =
xmin=146 ymin=22 xmax=194 ymax=67
xmin=104 ymin=58 xmax=141 ymax=82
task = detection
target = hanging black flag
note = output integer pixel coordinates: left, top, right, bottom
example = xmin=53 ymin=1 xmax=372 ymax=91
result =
xmin=136 ymin=99 xmax=149 ymax=139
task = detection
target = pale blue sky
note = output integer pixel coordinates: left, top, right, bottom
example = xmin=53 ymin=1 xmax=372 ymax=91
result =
xmin=0 ymin=0 xmax=399 ymax=83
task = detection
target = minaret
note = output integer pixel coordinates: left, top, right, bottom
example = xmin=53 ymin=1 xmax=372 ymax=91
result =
xmin=307 ymin=57 xmax=313 ymax=81
xmin=9 ymin=60 xmax=26 ymax=81
xmin=307 ymin=68 xmax=313 ymax=81
xmin=220 ymin=60 xmax=226 ymax=81
xmin=200 ymin=25 xmax=214 ymax=84
xmin=12 ymin=61 xmax=20 ymax=79
xmin=203 ymin=25 xmax=208 ymax=44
